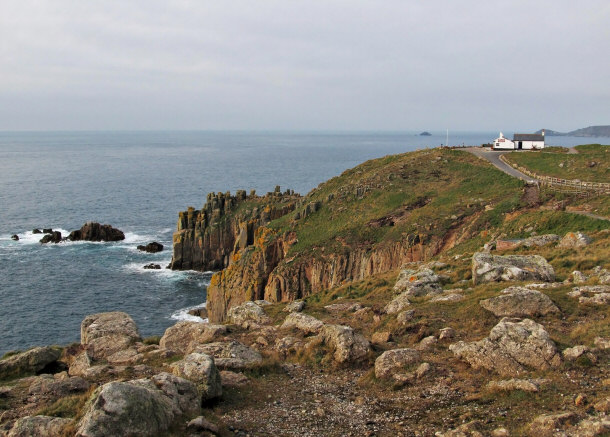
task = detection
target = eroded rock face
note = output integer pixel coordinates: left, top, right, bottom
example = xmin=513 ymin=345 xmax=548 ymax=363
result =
xmin=193 ymin=341 xmax=262 ymax=370
xmin=318 ymin=324 xmax=370 ymax=364
xmin=170 ymin=352 xmax=222 ymax=402
xmin=449 ymin=318 xmax=561 ymax=376
xmin=472 ymin=252 xmax=555 ymax=285
xmin=69 ymin=222 xmax=125 ymax=242
xmin=527 ymin=412 xmax=577 ymax=437
xmin=227 ymin=301 xmax=271 ymax=328
xmin=8 ymin=415 xmax=71 ymax=437
xmin=159 ymin=321 xmax=227 ymax=354
xmin=80 ymin=312 xmax=141 ymax=360
xmin=0 ymin=346 xmax=62 ymax=380
xmin=374 ymin=348 xmax=420 ymax=379
xmin=76 ymin=372 xmax=200 ymax=437
xmin=281 ymin=313 xmax=324 ymax=334
xmin=479 ymin=286 xmax=560 ymax=317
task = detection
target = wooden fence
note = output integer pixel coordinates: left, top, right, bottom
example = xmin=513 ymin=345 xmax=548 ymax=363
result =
xmin=500 ymin=155 xmax=610 ymax=197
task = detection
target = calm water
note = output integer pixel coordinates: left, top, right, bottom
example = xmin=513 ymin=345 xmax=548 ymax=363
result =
xmin=0 ymin=131 xmax=607 ymax=354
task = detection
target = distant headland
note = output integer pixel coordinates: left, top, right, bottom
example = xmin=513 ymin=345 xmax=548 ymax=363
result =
xmin=535 ymin=125 xmax=610 ymax=137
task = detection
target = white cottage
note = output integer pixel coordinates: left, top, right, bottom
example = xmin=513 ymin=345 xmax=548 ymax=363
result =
xmin=492 ymin=131 xmax=545 ymax=150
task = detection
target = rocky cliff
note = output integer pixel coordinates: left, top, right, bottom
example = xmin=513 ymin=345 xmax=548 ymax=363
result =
xmin=170 ymin=188 xmax=300 ymax=271
xmin=174 ymin=149 xmax=532 ymax=323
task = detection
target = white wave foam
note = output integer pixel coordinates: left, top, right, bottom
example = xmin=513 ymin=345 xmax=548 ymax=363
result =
xmin=123 ymin=232 xmax=153 ymax=244
xmin=170 ymin=303 xmax=207 ymax=323
xmin=4 ymin=228 xmax=71 ymax=245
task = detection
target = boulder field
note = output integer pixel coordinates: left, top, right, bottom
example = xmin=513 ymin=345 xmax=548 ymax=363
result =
xmin=1 ymin=236 xmax=609 ymax=436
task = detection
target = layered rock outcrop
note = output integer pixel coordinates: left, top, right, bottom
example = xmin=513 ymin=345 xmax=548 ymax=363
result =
xmin=170 ymin=190 xmax=300 ymax=271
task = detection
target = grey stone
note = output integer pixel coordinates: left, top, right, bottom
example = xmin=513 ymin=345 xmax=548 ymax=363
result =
xmin=76 ymin=372 xmax=199 ymax=437
xmin=479 ymin=286 xmax=560 ymax=317
xmin=170 ymin=352 xmax=222 ymax=401
xmin=227 ymin=301 xmax=271 ymax=328
xmin=449 ymin=318 xmax=561 ymax=376
xmin=281 ymin=312 xmax=324 ymax=334
xmin=194 ymin=340 xmax=262 ymax=370
xmin=319 ymin=324 xmax=370 ymax=364
xmin=0 ymin=346 xmax=62 ymax=380
xmin=80 ymin=312 xmax=140 ymax=360
xmin=8 ymin=415 xmax=71 ymax=437
xmin=374 ymin=348 xmax=420 ymax=379
xmin=159 ymin=321 xmax=227 ymax=354
xmin=472 ymin=252 xmax=555 ymax=285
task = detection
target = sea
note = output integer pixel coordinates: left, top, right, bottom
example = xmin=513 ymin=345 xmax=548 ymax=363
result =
xmin=1 ymin=131 xmax=607 ymax=355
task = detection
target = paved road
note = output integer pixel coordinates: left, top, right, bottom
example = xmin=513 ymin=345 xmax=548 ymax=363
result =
xmin=464 ymin=147 xmax=534 ymax=181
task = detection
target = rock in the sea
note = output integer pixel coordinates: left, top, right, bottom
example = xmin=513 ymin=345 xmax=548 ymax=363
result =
xmin=374 ymin=348 xmax=420 ymax=379
xmin=76 ymin=372 xmax=200 ymax=437
xmin=0 ymin=346 xmax=63 ymax=380
xmin=472 ymin=252 xmax=555 ymax=285
xmin=479 ymin=286 xmax=560 ymax=317
xmin=170 ymin=352 xmax=222 ymax=401
xmin=32 ymin=229 xmax=42 ymax=234
xmin=69 ymin=222 xmax=125 ymax=242
xmin=188 ymin=307 xmax=208 ymax=319
xmin=7 ymin=415 xmax=72 ymax=437
xmin=159 ymin=321 xmax=227 ymax=354
xmin=449 ymin=317 xmax=561 ymax=376
xmin=319 ymin=324 xmax=370 ymax=364
xmin=227 ymin=301 xmax=271 ymax=328
xmin=558 ymin=231 xmax=592 ymax=249
xmin=143 ymin=263 xmax=161 ymax=269
xmin=39 ymin=231 xmax=62 ymax=244
xmin=80 ymin=312 xmax=141 ymax=360
xmin=281 ymin=312 xmax=324 ymax=334
xmin=11 ymin=234 xmax=19 ymax=241
xmin=137 ymin=242 xmax=164 ymax=253
xmin=194 ymin=340 xmax=262 ymax=370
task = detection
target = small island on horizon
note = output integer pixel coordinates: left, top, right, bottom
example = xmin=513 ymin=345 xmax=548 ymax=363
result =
xmin=419 ymin=131 xmax=432 ymax=136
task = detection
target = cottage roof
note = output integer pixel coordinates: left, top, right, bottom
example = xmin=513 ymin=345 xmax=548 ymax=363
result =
xmin=513 ymin=134 xmax=544 ymax=141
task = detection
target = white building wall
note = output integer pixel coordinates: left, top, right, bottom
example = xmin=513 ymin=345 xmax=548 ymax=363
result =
xmin=520 ymin=141 xmax=545 ymax=150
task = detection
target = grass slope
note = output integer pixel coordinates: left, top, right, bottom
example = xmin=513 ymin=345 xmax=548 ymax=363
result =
xmin=505 ymin=144 xmax=610 ymax=182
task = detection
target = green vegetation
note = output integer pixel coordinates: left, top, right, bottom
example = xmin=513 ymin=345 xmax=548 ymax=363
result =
xmin=505 ymin=144 xmax=609 ymax=182
xmin=269 ymin=149 xmax=524 ymax=255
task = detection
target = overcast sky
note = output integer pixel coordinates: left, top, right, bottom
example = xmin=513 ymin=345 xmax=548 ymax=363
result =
xmin=0 ymin=1 xmax=608 ymax=131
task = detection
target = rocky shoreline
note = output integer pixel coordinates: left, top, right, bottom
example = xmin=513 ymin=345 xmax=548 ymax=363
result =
xmin=1 ymin=237 xmax=609 ymax=436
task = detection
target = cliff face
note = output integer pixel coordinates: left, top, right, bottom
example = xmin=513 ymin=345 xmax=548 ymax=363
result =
xmin=174 ymin=149 xmax=527 ymax=323
xmin=206 ymin=230 xmax=444 ymax=323
xmin=170 ymin=188 xmax=300 ymax=271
